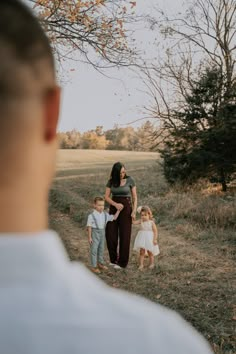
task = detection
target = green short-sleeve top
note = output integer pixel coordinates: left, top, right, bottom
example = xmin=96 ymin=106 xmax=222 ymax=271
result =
xmin=106 ymin=176 xmax=135 ymax=197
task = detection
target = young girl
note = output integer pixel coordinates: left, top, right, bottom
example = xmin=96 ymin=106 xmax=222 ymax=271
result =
xmin=133 ymin=206 xmax=160 ymax=270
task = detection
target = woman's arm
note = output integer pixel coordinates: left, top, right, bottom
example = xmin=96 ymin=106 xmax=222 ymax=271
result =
xmin=152 ymin=222 xmax=158 ymax=245
xmin=105 ymin=187 xmax=123 ymax=211
xmin=131 ymin=185 xmax=137 ymax=220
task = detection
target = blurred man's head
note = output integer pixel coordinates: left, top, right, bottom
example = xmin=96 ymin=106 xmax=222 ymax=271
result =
xmin=0 ymin=0 xmax=60 ymax=184
xmin=0 ymin=0 xmax=60 ymax=231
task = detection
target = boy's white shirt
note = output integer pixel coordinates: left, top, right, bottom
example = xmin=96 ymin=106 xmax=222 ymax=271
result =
xmin=0 ymin=231 xmax=213 ymax=354
xmin=87 ymin=209 xmax=114 ymax=229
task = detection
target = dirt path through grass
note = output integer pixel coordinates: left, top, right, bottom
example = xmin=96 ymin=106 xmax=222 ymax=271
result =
xmin=50 ymin=208 xmax=235 ymax=354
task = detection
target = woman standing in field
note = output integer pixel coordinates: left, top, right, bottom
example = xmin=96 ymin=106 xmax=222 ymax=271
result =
xmin=105 ymin=162 xmax=137 ymax=269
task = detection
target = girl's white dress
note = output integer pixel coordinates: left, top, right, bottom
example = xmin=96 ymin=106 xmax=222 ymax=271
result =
xmin=133 ymin=220 xmax=160 ymax=256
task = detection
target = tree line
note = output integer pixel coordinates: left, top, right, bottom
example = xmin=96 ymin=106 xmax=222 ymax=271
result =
xmin=57 ymin=121 xmax=155 ymax=151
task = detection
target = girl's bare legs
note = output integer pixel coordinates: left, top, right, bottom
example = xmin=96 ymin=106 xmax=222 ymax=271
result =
xmin=138 ymin=248 xmax=145 ymax=270
xmin=147 ymin=251 xmax=154 ymax=269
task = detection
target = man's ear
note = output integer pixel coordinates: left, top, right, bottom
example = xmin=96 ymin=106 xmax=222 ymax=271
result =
xmin=44 ymin=86 xmax=61 ymax=142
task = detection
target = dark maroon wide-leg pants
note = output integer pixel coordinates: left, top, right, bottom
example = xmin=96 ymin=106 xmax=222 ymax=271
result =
xmin=106 ymin=197 xmax=132 ymax=268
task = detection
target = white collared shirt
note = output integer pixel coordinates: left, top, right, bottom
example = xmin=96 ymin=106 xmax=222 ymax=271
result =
xmin=0 ymin=231 xmax=213 ymax=354
xmin=87 ymin=210 xmax=114 ymax=229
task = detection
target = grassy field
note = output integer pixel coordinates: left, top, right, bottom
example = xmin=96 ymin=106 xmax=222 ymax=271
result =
xmin=50 ymin=149 xmax=236 ymax=354
xmin=55 ymin=149 xmax=159 ymax=178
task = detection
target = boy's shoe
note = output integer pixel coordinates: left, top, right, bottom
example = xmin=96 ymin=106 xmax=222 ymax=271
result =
xmin=98 ymin=263 xmax=108 ymax=270
xmin=138 ymin=265 xmax=144 ymax=271
xmin=109 ymin=262 xmax=116 ymax=267
xmin=148 ymin=264 xmax=155 ymax=270
xmin=114 ymin=264 xmax=122 ymax=270
xmin=91 ymin=267 xmax=101 ymax=274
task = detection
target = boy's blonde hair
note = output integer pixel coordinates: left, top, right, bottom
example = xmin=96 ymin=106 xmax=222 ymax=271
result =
xmin=140 ymin=206 xmax=153 ymax=219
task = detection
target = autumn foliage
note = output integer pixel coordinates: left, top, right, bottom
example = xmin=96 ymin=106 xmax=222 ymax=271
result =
xmin=57 ymin=122 xmax=154 ymax=151
xmin=31 ymin=0 xmax=137 ymax=67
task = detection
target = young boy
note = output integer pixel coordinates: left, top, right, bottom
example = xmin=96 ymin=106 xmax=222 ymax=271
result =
xmin=87 ymin=197 xmax=121 ymax=273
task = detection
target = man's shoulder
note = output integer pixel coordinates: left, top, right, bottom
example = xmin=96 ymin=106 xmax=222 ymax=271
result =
xmin=66 ymin=263 xmax=212 ymax=353
xmin=0 ymin=247 xmax=212 ymax=354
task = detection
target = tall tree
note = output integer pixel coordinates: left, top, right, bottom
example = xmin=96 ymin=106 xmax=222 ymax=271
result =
xmin=144 ymin=0 xmax=236 ymax=190
xmin=161 ymin=67 xmax=236 ymax=191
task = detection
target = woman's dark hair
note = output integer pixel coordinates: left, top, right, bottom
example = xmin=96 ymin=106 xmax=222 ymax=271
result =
xmin=109 ymin=162 xmax=127 ymax=187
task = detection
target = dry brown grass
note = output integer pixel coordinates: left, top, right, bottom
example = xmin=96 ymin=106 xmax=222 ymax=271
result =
xmin=49 ymin=149 xmax=236 ymax=354
xmin=156 ymin=191 xmax=236 ymax=229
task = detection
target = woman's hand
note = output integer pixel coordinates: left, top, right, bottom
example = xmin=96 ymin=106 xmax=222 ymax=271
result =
xmin=115 ymin=203 xmax=124 ymax=211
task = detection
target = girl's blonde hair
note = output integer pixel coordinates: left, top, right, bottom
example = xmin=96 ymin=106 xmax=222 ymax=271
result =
xmin=140 ymin=206 xmax=153 ymax=220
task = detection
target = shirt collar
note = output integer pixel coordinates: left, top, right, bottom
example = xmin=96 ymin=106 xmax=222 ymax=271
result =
xmin=93 ymin=210 xmax=104 ymax=216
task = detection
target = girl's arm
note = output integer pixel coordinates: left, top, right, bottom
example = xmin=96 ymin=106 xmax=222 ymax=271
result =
xmin=132 ymin=219 xmax=141 ymax=225
xmin=113 ymin=209 xmax=121 ymax=220
xmin=105 ymin=187 xmax=123 ymax=211
xmin=152 ymin=222 xmax=158 ymax=245
xmin=131 ymin=185 xmax=137 ymax=220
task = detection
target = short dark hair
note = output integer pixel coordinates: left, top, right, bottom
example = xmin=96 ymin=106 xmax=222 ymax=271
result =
xmin=94 ymin=197 xmax=104 ymax=204
xmin=0 ymin=0 xmax=54 ymax=100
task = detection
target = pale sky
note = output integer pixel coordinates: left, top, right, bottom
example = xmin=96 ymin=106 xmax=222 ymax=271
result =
xmin=57 ymin=0 xmax=184 ymax=132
